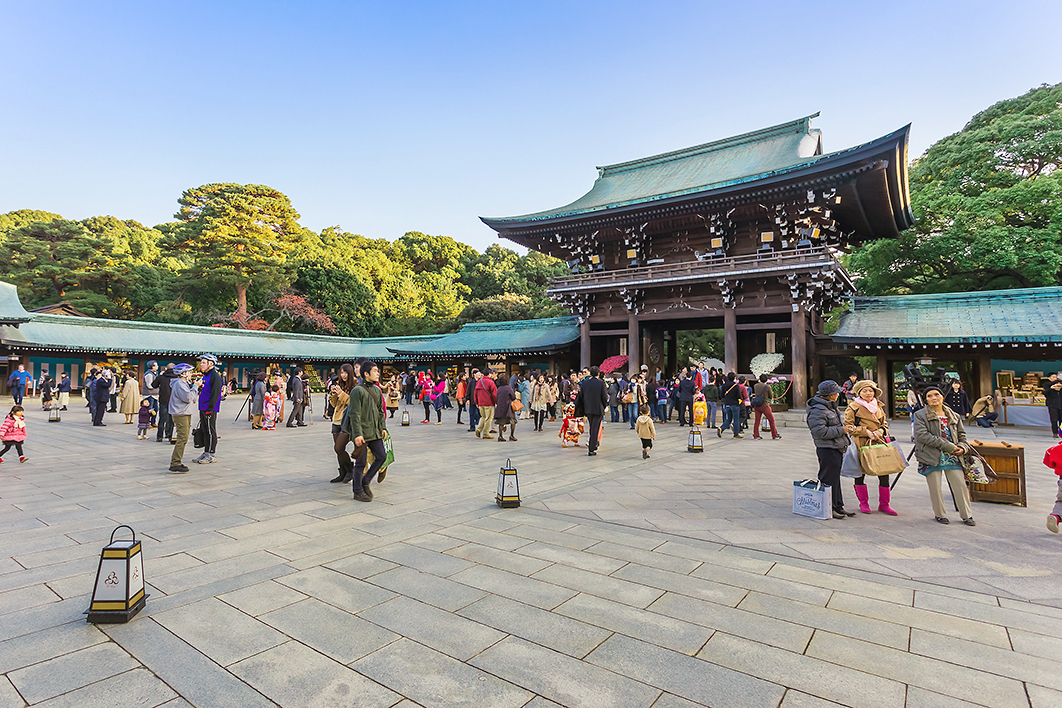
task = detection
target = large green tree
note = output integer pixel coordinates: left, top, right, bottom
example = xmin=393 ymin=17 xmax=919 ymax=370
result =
xmin=0 ymin=219 xmax=124 ymax=314
xmin=168 ymin=183 xmax=304 ymax=326
xmin=848 ymin=82 xmax=1062 ymax=294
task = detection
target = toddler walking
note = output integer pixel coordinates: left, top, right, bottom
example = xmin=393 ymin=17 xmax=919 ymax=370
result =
xmin=137 ymin=399 xmax=152 ymax=439
xmin=1045 ymin=441 xmax=1062 ymax=533
xmin=635 ymin=404 xmax=656 ymax=459
xmin=0 ymin=405 xmax=28 ymax=463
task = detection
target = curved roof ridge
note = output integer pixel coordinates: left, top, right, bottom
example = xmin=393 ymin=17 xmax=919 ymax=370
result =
xmin=599 ymin=113 xmax=821 ymax=177
xmin=853 ymin=286 xmax=1062 ymax=310
xmin=460 ymin=316 xmax=579 ymax=331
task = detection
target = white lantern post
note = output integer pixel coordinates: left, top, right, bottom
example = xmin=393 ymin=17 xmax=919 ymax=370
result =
xmin=688 ymin=427 xmax=703 ymax=453
xmin=85 ymin=525 xmax=147 ymax=624
xmin=401 ymin=409 xmax=410 ymax=426
xmin=496 ymin=458 xmax=520 ymax=508
xmin=48 ymin=403 xmax=61 ymax=423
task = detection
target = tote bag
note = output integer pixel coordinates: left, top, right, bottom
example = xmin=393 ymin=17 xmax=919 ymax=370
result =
xmin=858 ymin=443 xmax=906 ymax=476
xmin=793 ymin=480 xmax=830 ymax=520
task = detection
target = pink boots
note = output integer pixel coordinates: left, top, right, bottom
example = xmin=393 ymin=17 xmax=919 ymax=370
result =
xmin=854 ymin=484 xmax=871 ymax=514
xmin=878 ymin=486 xmax=898 ymax=515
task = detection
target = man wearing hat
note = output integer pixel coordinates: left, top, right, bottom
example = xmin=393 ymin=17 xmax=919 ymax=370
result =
xmin=168 ymin=363 xmax=196 ymax=472
xmin=195 ymin=354 xmax=224 ymax=464
xmin=806 ymin=380 xmax=856 ymax=518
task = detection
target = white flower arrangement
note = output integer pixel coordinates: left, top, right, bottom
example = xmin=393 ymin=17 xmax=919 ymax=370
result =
xmin=750 ymin=353 xmax=785 ymax=379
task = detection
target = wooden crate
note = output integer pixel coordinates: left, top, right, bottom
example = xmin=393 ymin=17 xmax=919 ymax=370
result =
xmin=968 ymin=439 xmax=1026 ymax=507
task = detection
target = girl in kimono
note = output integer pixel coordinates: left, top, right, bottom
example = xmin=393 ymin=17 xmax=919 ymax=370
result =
xmin=692 ymin=392 xmax=707 ymax=427
xmin=263 ymin=385 xmax=281 ymax=430
xmin=558 ymin=403 xmax=584 ymax=447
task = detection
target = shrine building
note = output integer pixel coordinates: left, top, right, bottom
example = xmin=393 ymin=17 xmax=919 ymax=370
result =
xmin=481 ymin=114 xmax=913 ymax=407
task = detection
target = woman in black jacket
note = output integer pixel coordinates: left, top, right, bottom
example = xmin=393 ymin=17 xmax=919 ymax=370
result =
xmin=494 ymin=374 xmax=518 ymax=443
xmin=943 ymin=380 xmax=972 ymax=418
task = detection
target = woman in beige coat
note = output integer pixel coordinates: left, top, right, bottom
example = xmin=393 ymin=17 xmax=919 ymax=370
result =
xmin=119 ymin=372 xmax=141 ymax=423
xmin=843 ymin=380 xmax=896 ymax=515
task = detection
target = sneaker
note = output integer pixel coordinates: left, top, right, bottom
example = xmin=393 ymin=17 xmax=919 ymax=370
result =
xmin=19 ymin=456 xmax=27 ymax=463
xmin=733 ymin=434 xmax=744 ymax=439
xmin=483 ymin=434 xmax=495 ymax=439
xmin=197 ymin=453 xmax=215 ymax=464
xmin=1048 ymin=514 xmax=1060 ymax=533
xmin=716 ymin=428 xmax=722 ymax=438
xmin=352 ymin=491 xmax=372 ymax=502
xmin=168 ymin=464 xmax=189 ymax=473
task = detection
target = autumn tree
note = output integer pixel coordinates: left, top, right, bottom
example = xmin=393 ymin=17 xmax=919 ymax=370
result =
xmin=168 ymin=183 xmax=304 ymax=327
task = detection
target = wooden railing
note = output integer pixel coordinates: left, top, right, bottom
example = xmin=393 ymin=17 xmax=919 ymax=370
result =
xmin=547 ymin=247 xmax=843 ymax=293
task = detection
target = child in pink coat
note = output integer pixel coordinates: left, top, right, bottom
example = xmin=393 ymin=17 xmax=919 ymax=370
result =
xmin=0 ymin=405 xmax=28 ymax=463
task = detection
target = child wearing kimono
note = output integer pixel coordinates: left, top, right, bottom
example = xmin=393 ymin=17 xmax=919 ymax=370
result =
xmin=692 ymin=392 xmax=707 ymax=427
xmin=263 ymin=385 xmax=281 ymax=430
xmin=558 ymin=403 xmax=584 ymax=447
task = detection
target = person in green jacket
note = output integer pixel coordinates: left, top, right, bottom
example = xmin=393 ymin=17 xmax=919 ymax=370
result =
xmin=345 ymin=360 xmax=388 ymax=502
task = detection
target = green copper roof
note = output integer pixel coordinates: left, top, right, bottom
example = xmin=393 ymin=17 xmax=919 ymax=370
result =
xmin=833 ymin=287 xmax=1062 ymax=344
xmin=483 ymin=114 xmax=826 ymax=223
xmin=0 ymin=282 xmax=443 ymax=361
xmin=388 ymin=317 xmax=580 ymax=357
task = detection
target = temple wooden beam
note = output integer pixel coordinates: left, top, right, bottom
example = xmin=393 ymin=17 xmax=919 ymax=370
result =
xmin=792 ymin=308 xmax=808 ymax=408
xmin=724 ymin=309 xmax=737 ymax=373
xmin=628 ymin=313 xmax=640 ymax=373
xmin=580 ymin=320 xmax=590 ymax=370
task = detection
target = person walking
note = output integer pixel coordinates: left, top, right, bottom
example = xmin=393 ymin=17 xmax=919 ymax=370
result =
xmin=118 ymin=372 xmax=140 ymax=423
xmin=703 ymin=376 xmax=719 ymax=428
xmin=7 ymin=365 xmax=29 ymax=405
xmin=1044 ymin=372 xmax=1062 ymax=438
xmin=431 ymin=375 xmax=449 ymax=425
xmin=89 ymin=369 xmax=107 ymax=425
xmin=943 ymin=380 xmax=972 ymax=419
xmin=57 ymin=372 xmax=71 ymax=411
xmin=0 ymin=405 xmax=28 ymax=463
xmin=286 ymin=369 xmax=307 ymax=427
xmin=577 ymin=366 xmax=609 ymax=456
xmin=156 ymin=364 xmax=175 ymax=441
xmin=40 ymin=376 xmax=54 ymax=411
xmin=329 ymin=363 xmax=356 ymax=484
xmin=547 ymin=375 xmax=560 ymax=422
xmin=494 ymin=374 xmax=518 ymax=442
xmin=455 ymin=372 xmax=468 ymax=425
xmin=108 ymin=368 xmax=120 ymax=412
xmin=718 ymin=373 xmax=744 ymax=439
xmin=806 ymin=380 xmax=856 ymax=519
xmin=194 ymin=354 xmax=223 ymax=464
xmin=635 ymin=404 xmax=656 ymax=459
xmin=1044 ymin=440 xmax=1062 ymax=533
xmin=677 ymin=372 xmax=695 ymax=427
xmin=346 ymin=361 xmax=388 ymax=502
xmin=607 ymin=376 xmax=621 ymax=423
xmin=467 ymin=369 xmax=481 ymax=432
xmin=387 ymin=375 xmax=402 ymax=419
xmin=844 ymin=379 xmax=896 ymax=515
xmin=913 ymin=386 xmax=976 ymax=526
xmin=168 ymin=363 xmax=196 ymax=472
xmin=751 ymin=374 xmax=781 ymax=440
xmin=136 ymin=399 xmax=152 ymax=439
xmin=531 ymin=374 xmax=550 ymax=431
xmin=629 ymin=374 xmax=646 ymax=430
xmin=143 ymin=361 xmax=160 ymax=427
xmin=475 ymin=370 xmax=497 ymax=439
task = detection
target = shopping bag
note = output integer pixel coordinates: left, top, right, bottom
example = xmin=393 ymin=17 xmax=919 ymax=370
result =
xmin=192 ymin=424 xmax=204 ymax=449
xmin=381 ymin=432 xmax=395 ymax=468
xmin=841 ymin=443 xmax=862 ymax=478
xmin=858 ymin=443 xmax=906 ymax=476
xmin=793 ymin=479 xmax=830 ymax=520
xmin=964 ymin=456 xmax=991 ymax=484
xmin=888 ymin=438 xmax=910 ymax=469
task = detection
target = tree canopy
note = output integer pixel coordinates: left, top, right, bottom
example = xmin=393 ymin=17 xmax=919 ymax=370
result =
xmin=848 ymin=82 xmax=1062 ymax=294
xmin=0 ymin=185 xmax=570 ymax=335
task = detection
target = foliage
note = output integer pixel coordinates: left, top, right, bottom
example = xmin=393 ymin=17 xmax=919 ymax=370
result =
xmin=677 ymin=329 xmax=724 ymax=368
xmin=848 ymin=82 xmax=1062 ymax=294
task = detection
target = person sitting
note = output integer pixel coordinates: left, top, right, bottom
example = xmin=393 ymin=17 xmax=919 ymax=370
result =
xmin=969 ymin=394 xmax=998 ymax=428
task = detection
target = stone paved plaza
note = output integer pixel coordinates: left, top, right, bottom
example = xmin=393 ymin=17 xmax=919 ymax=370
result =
xmin=1 ymin=398 xmax=1061 ymax=707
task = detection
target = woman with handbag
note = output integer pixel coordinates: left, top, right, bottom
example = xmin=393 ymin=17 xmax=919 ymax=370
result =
xmin=494 ymin=374 xmax=518 ymax=442
xmin=531 ymin=375 xmax=550 ymax=431
xmin=913 ymin=386 xmax=976 ymax=526
xmin=844 ymin=380 xmax=897 ymax=515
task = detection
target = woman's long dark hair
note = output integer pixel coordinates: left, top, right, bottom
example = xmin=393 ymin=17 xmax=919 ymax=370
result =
xmin=496 ymin=374 xmax=510 ymax=387
xmin=338 ymin=363 xmax=356 ymax=393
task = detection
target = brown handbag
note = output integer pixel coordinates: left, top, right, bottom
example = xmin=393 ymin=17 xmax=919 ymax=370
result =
xmin=511 ymin=399 xmax=524 ymax=412
xmin=858 ymin=443 xmax=906 ymax=476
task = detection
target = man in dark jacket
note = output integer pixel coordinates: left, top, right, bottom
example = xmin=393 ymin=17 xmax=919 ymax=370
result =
xmin=1044 ymin=372 xmax=1062 ymax=438
xmin=806 ymin=380 xmax=855 ymax=519
xmin=575 ymin=366 xmax=609 ymax=456
xmin=92 ymin=369 xmax=112 ymax=426
xmin=156 ymin=363 xmax=176 ymax=442
xmin=677 ymin=373 xmax=696 ymax=427
xmin=345 ymin=360 xmax=388 ymax=502
xmin=195 ymin=354 xmax=224 ymax=464
xmin=287 ymin=370 xmax=307 ymax=427
xmin=467 ymin=369 xmax=481 ymax=432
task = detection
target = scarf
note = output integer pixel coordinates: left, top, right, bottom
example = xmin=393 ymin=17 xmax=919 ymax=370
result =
xmin=852 ymin=396 xmax=879 ymax=416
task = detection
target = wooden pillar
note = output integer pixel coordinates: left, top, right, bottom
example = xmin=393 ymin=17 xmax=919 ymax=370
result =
xmin=792 ymin=308 xmax=808 ymax=409
xmin=724 ymin=308 xmax=737 ymax=373
xmin=876 ymin=354 xmax=891 ymax=417
xmin=977 ymin=351 xmax=993 ymax=399
xmin=580 ymin=320 xmax=590 ymax=370
xmin=627 ymin=313 xmax=640 ymax=373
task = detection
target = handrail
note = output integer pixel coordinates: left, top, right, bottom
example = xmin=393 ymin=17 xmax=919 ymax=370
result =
xmin=547 ymin=247 xmax=842 ymax=291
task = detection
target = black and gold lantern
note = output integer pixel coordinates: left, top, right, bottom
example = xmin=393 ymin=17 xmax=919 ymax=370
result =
xmin=48 ymin=404 xmax=61 ymax=423
xmin=401 ymin=409 xmax=410 ymax=426
xmin=688 ymin=427 xmax=703 ymax=453
xmin=496 ymin=458 xmax=520 ymax=508
xmin=85 ymin=525 xmax=147 ymax=624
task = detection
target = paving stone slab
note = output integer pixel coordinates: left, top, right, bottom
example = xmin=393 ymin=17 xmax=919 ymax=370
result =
xmin=367 ymin=566 xmax=487 ymax=612
xmin=445 ymin=542 xmax=553 ymax=576
xmin=470 ymin=636 xmax=660 ymax=708
xmin=909 ymin=628 xmax=1062 ymax=692
xmin=366 ymin=543 xmax=475 ymax=577
xmin=31 ymin=667 xmax=178 ymax=708
xmin=457 ymin=594 xmax=612 ymax=659
xmin=554 ymin=593 xmax=712 ymax=655
xmin=737 ymin=591 xmax=910 ymax=651
xmin=275 ymin=566 xmax=396 ymax=613
xmin=778 ymin=690 xmax=847 ymax=708
xmin=766 ymin=562 xmax=914 ymax=605
xmin=230 ymin=640 xmax=399 ymax=708
xmin=649 ymin=591 xmax=813 ymax=653
xmin=826 ymin=592 xmax=1011 ymax=648
xmin=611 ymin=563 xmax=749 ymax=607
xmin=914 ymin=589 xmax=1062 ymax=637
xmin=806 ymin=631 xmax=1026 ymax=708
xmin=697 ymin=633 xmax=906 ymax=708
xmin=260 ymin=598 xmax=399 ymax=664
xmin=324 ymin=554 xmax=398 ymax=579
xmin=530 ymin=564 xmax=663 ymax=608
xmin=152 ymin=597 xmax=286 ymax=667
xmin=587 ymin=634 xmax=785 ymax=708
xmin=358 ymin=595 xmax=505 ymax=661
xmin=354 ymin=638 xmax=531 ymax=708
xmin=8 ymin=642 xmax=140 ymax=705
xmin=690 ymin=562 xmax=833 ymax=606
xmin=504 ymin=525 xmax=597 ymax=551
xmin=218 ymin=580 xmax=308 ymax=617
xmin=449 ymin=565 xmax=576 ymax=611
xmin=0 ymin=676 xmax=23 ymax=708
xmin=1027 ymin=684 xmax=1062 ymax=708
xmin=0 ymin=619 xmax=107 ymax=674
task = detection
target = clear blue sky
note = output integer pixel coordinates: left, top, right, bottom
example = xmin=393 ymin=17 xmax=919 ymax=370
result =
xmin=2 ymin=1 xmax=1059 ymax=252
